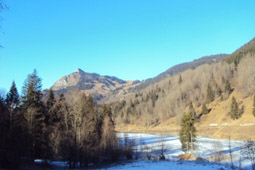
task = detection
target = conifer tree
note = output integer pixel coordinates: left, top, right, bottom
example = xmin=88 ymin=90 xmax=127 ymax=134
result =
xmin=6 ymin=81 xmax=20 ymax=109
xmin=201 ymin=104 xmax=209 ymax=115
xmin=0 ymin=96 xmax=9 ymax=147
xmin=46 ymin=88 xmax=56 ymax=125
xmin=179 ymin=112 xmax=196 ymax=152
xmin=21 ymin=69 xmax=47 ymax=159
xmin=253 ymin=95 xmax=255 ymax=117
xmin=189 ymin=102 xmax=196 ymax=120
xmin=178 ymin=74 xmax=183 ymax=84
xmin=46 ymin=88 xmax=55 ymax=111
xmin=230 ymin=97 xmax=239 ymax=120
xmin=2 ymin=82 xmax=29 ymax=168
xmin=206 ymin=84 xmax=214 ymax=103
xmin=225 ymin=80 xmax=232 ymax=95
xmin=6 ymin=81 xmax=20 ymax=129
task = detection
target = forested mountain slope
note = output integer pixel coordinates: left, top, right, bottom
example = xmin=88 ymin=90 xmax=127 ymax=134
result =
xmin=134 ymin=54 xmax=228 ymax=91
xmin=113 ymin=38 xmax=255 ymax=140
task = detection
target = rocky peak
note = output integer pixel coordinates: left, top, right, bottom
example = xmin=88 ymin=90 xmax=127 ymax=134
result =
xmin=76 ymin=68 xmax=85 ymax=74
xmin=50 ymin=69 xmax=141 ymax=103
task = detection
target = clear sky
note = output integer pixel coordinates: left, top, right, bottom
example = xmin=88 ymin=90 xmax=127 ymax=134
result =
xmin=0 ymin=0 xmax=255 ymax=93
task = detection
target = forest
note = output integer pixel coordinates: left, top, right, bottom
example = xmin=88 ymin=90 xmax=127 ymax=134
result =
xmin=0 ymin=70 xmax=132 ymax=169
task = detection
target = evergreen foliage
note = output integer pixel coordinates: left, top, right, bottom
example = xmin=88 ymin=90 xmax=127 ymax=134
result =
xmin=201 ymin=104 xmax=209 ymax=115
xmin=178 ymin=74 xmax=182 ymax=84
xmin=179 ymin=112 xmax=196 ymax=152
xmin=189 ymin=102 xmax=196 ymax=120
xmin=225 ymin=80 xmax=232 ymax=95
xmin=6 ymin=81 xmax=20 ymax=109
xmin=45 ymin=88 xmax=56 ymax=125
xmin=253 ymin=95 xmax=255 ymax=117
xmin=5 ymin=81 xmax=20 ymax=129
xmin=230 ymin=97 xmax=241 ymax=120
xmin=0 ymin=70 xmax=126 ymax=169
xmin=207 ymin=84 xmax=214 ymax=103
xmin=21 ymin=69 xmax=48 ymax=159
xmin=225 ymin=39 xmax=255 ymax=66
xmin=46 ymin=88 xmax=55 ymax=111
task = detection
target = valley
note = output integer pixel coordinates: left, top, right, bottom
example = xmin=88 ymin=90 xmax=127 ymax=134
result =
xmin=43 ymin=38 xmax=255 ymax=141
xmin=1 ymin=1 xmax=255 ymax=169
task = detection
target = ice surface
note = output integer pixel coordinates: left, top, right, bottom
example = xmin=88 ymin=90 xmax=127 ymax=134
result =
xmin=47 ymin=132 xmax=253 ymax=169
xmin=100 ymin=160 xmax=231 ymax=170
xmin=117 ymin=132 xmax=252 ymax=169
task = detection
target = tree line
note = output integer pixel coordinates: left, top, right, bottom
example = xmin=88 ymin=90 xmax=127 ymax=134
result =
xmin=0 ymin=70 xmax=128 ymax=169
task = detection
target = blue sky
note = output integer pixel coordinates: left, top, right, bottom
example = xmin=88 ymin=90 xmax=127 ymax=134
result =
xmin=0 ymin=0 xmax=255 ymax=93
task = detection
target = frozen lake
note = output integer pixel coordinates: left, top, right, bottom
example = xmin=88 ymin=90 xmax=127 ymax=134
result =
xmin=45 ymin=132 xmax=254 ymax=169
xmin=117 ymin=132 xmax=253 ymax=169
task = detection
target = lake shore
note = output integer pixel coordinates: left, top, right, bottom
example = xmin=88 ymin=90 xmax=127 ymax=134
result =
xmin=115 ymin=124 xmax=255 ymax=141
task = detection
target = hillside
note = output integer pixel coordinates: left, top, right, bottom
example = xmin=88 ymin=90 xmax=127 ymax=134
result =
xmin=116 ymin=91 xmax=255 ymax=140
xmin=134 ymin=54 xmax=228 ymax=91
xmin=46 ymin=68 xmax=140 ymax=103
xmin=113 ymin=38 xmax=255 ymax=140
xmin=46 ymin=55 xmax=228 ymax=104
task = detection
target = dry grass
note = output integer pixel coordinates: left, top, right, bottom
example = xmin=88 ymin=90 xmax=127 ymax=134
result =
xmin=116 ymin=91 xmax=255 ymax=140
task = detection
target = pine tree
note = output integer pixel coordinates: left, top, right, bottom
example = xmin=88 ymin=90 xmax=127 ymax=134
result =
xmin=46 ymin=88 xmax=55 ymax=111
xmin=201 ymin=104 xmax=209 ymax=115
xmin=2 ymin=82 xmax=29 ymax=168
xmin=178 ymin=74 xmax=183 ymax=84
xmin=6 ymin=81 xmax=20 ymax=109
xmin=252 ymin=95 xmax=255 ymax=117
xmin=21 ymin=69 xmax=47 ymax=159
xmin=6 ymin=81 xmax=20 ymax=129
xmin=225 ymin=80 xmax=232 ymax=95
xmin=46 ymin=88 xmax=56 ymax=125
xmin=0 ymin=96 xmax=9 ymax=148
xmin=179 ymin=112 xmax=196 ymax=152
xmin=207 ymin=84 xmax=214 ymax=103
xmin=189 ymin=102 xmax=196 ymax=120
xmin=230 ymin=97 xmax=239 ymax=120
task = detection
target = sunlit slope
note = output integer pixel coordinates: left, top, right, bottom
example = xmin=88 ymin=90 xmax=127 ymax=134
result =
xmin=196 ymin=91 xmax=255 ymax=140
xmin=114 ymin=38 xmax=255 ymax=140
xmin=116 ymin=91 xmax=255 ymax=140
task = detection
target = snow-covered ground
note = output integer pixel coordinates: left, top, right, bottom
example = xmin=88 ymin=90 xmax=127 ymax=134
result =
xmin=100 ymin=160 xmax=231 ymax=170
xmin=117 ymin=132 xmax=252 ymax=169
xmin=45 ymin=133 xmax=253 ymax=169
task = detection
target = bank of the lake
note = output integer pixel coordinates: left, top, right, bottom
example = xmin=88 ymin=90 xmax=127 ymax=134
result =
xmin=115 ymin=122 xmax=255 ymax=141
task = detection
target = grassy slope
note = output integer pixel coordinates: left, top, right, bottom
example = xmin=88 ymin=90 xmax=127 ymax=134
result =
xmin=116 ymin=38 xmax=255 ymax=140
xmin=116 ymin=91 xmax=255 ymax=140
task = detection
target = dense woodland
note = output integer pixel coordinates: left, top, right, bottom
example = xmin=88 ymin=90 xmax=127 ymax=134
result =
xmin=0 ymin=70 xmax=132 ymax=169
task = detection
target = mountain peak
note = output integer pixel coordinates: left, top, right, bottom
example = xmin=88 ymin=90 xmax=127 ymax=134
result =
xmin=50 ymin=69 xmax=140 ymax=103
xmin=76 ymin=68 xmax=85 ymax=74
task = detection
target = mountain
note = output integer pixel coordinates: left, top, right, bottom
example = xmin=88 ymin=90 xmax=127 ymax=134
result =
xmin=225 ymin=37 xmax=255 ymax=65
xmin=134 ymin=54 xmax=228 ymax=91
xmin=47 ymin=54 xmax=228 ymax=103
xmin=48 ymin=68 xmax=140 ymax=103
xmin=112 ymin=38 xmax=255 ymax=140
